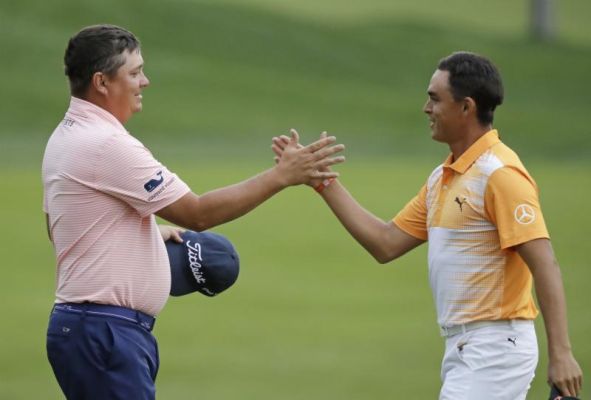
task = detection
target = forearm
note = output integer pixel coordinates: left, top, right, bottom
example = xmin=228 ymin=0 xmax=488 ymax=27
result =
xmin=518 ymin=238 xmax=582 ymax=395
xmin=319 ymin=180 xmax=399 ymax=263
xmin=532 ymin=260 xmax=573 ymax=358
xmin=197 ymin=168 xmax=285 ymax=228
xmin=518 ymin=239 xmax=573 ymax=357
xmin=158 ymin=167 xmax=285 ymax=231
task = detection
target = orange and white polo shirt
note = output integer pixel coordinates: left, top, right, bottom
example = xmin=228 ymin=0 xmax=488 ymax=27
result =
xmin=394 ymin=130 xmax=548 ymax=327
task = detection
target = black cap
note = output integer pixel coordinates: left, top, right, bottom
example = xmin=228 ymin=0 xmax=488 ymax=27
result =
xmin=166 ymin=230 xmax=240 ymax=297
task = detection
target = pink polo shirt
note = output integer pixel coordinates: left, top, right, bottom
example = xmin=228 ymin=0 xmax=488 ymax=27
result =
xmin=42 ymin=97 xmax=190 ymax=316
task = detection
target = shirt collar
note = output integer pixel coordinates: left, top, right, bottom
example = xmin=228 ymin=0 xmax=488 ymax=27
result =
xmin=443 ymin=130 xmax=500 ymax=174
xmin=67 ymin=96 xmax=126 ymax=131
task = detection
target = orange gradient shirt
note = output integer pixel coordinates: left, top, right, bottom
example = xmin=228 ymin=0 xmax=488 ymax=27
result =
xmin=394 ymin=130 xmax=548 ymax=327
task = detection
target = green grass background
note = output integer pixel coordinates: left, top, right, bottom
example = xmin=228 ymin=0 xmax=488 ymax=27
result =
xmin=0 ymin=0 xmax=589 ymax=398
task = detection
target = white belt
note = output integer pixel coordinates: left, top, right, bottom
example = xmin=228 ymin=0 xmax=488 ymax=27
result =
xmin=439 ymin=320 xmax=533 ymax=338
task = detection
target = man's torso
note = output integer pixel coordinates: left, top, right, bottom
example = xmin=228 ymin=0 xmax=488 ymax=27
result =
xmin=42 ymin=97 xmax=190 ymax=315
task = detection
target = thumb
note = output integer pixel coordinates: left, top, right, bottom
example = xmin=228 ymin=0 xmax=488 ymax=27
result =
xmin=289 ymin=129 xmax=300 ymax=147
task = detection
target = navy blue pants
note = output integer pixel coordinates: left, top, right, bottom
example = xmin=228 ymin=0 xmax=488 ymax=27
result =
xmin=46 ymin=303 xmax=159 ymax=400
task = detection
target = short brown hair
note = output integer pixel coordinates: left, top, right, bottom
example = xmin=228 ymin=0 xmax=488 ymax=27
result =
xmin=64 ymin=24 xmax=140 ymax=97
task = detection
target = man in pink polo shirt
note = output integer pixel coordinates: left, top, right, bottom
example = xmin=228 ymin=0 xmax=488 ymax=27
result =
xmin=42 ymin=24 xmax=344 ymax=399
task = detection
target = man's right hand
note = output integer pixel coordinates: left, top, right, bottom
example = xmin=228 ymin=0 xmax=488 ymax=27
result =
xmin=271 ymin=129 xmax=345 ymax=188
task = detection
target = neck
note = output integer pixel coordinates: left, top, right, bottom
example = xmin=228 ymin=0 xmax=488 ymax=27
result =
xmin=448 ymin=124 xmax=492 ymax=161
xmin=78 ymin=91 xmax=128 ymax=125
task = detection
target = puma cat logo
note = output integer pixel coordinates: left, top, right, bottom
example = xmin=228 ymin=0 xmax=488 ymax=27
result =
xmin=455 ymin=196 xmax=467 ymax=212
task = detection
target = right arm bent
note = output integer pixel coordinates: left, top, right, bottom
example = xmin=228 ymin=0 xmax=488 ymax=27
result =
xmin=157 ymin=130 xmax=345 ymax=231
xmin=157 ymin=167 xmax=288 ymax=231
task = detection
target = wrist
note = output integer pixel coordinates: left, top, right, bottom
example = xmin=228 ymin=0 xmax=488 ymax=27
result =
xmin=548 ymin=344 xmax=573 ymax=360
xmin=314 ymin=178 xmax=335 ymax=193
xmin=268 ymin=165 xmax=290 ymax=190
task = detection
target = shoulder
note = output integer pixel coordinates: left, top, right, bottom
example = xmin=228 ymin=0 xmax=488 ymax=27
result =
xmin=487 ymin=142 xmax=536 ymax=185
xmin=473 ymin=142 xmax=532 ymax=179
xmin=97 ymin=130 xmax=157 ymax=169
xmin=489 ymin=142 xmax=529 ymax=171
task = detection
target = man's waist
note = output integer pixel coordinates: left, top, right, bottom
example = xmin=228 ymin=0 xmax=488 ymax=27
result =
xmin=440 ymin=319 xmax=534 ymax=338
xmin=52 ymin=302 xmax=156 ymax=331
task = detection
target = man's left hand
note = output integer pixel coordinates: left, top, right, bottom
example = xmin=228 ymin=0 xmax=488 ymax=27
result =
xmin=158 ymin=225 xmax=185 ymax=243
xmin=548 ymin=352 xmax=583 ymax=398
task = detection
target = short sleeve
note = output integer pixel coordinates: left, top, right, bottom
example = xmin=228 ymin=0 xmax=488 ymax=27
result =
xmin=484 ymin=166 xmax=549 ymax=249
xmin=392 ymin=184 xmax=428 ymax=240
xmin=96 ymin=133 xmax=190 ymax=217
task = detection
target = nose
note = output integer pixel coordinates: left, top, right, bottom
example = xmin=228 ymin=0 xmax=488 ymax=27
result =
xmin=423 ymin=99 xmax=432 ymax=114
xmin=141 ymin=73 xmax=150 ymax=88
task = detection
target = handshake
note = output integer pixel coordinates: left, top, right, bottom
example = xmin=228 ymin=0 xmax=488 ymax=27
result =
xmin=269 ymin=128 xmax=345 ymax=191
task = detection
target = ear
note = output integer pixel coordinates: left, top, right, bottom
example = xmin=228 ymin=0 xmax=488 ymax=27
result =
xmin=91 ymin=72 xmax=108 ymax=96
xmin=462 ymin=97 xmax=476 ymax=115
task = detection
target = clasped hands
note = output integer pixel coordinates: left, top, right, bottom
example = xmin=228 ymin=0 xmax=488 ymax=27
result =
xmin=271 ymin=129 xmax=343 ymax=188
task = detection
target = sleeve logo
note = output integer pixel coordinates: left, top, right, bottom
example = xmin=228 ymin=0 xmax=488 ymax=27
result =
xmin=143 ymin=171 xmax=164 ymax=192
xmin=514 ymin=204 xmax=536 ymax=225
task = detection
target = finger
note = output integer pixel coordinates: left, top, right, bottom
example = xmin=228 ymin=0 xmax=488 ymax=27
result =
xmin=569 ymin=377 xmax=580 ymax=397
xmin=566 ymin=379 xmax=578 ymax=397
xmin=272 ymin=137 xmax=292 ymax=152
xmin=312 ymin=143 xmax=345 ymax=161
xmin=275 ymin=135 xmax=304 ymax=150
xmin=558 ymin=381 xmax=573 ymax=397
xmin=315 ymin=156 xmax=346 ymax=169
xmin=271 ymin=144 xmax=283 ymax=157
xmin=304 ymin=135 xmax=337 ymax=153
xmin=272 ymin=136 xmax=287 ymax=146
xmin=171 ymin=229 xmax=184 ymax=243
xmin=314 ymin=171 xmax=340 ymax=179
xmin=289 ymin=129 xmax=300 ymax=147
xmin=310 ymin=131 xmax=328 ymax=152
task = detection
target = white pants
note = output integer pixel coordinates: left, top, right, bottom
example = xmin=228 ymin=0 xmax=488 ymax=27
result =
xmin=439 ymin=321 xmax=538 ymax=400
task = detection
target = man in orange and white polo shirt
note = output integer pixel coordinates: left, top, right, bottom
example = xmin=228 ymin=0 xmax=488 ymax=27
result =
xmin=42 ymin=25 xmax=344 ymax=400
xmin=272 ymin=51 xmax=582 ymax=399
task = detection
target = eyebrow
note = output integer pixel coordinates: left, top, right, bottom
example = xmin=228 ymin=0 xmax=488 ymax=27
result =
xmin=427 ymin=90 xmax=437 ymax=97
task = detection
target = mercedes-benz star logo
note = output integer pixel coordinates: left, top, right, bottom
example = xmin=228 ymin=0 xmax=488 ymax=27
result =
xmin=514 ymin=204 xmax=536 ymax=225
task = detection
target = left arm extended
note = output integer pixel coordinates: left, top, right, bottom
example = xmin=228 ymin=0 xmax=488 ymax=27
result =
xmin=516 ymin=238 xmax=582 ymax=397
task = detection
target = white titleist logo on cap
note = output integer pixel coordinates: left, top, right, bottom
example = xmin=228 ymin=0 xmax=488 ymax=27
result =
xmin=186 ymin=241 xmax=206 ymax=284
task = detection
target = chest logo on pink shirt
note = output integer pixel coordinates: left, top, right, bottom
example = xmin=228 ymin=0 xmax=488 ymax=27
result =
xmin=514 ymin=204 xmax=536 ymax=225
xmin=143 ymin=171 xmax=164 ymax=192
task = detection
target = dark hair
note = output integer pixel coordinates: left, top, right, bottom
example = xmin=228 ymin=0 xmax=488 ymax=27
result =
xmin=64 ymin=24 xmax=140 ymax=97
xmin=437 ymin=51 xmax=504 ymax=125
